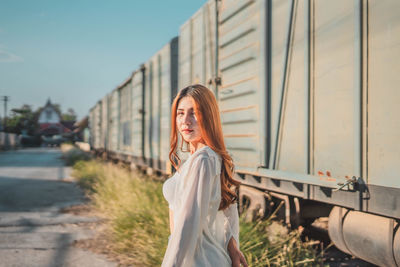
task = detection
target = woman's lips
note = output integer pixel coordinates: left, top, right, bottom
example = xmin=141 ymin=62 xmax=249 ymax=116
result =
xmin=182 ymin=129 xmax=193 ymax=134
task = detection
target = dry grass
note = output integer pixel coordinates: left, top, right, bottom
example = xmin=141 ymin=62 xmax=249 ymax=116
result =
xmin=60 ymin=143 xmax=92 ymax=166
xmin=71 ymin=160 xmax=324 ymax=267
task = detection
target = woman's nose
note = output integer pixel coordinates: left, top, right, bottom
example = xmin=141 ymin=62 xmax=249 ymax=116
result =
xmin=183 ymin=113 xmax=191 ymax=125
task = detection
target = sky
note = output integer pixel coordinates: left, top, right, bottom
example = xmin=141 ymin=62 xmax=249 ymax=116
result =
xmin=0 ymin=0 xmax=206 ymax=120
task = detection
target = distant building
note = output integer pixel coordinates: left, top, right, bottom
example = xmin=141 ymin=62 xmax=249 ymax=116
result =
xmin=37 ymin=99 xmax=75 ymax=136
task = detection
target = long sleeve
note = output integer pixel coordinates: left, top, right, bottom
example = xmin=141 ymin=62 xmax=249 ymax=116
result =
xmin=223 ymin=202 xmax=240 ymax=250
xmin=162 ymin=156 xmax=214 ymax=267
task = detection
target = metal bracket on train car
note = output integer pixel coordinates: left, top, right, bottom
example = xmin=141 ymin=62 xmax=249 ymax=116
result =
xmin=334 ymin=176 xmax=357 ymax=192
xmin=208 ymin=77 xmax=221 ymax=86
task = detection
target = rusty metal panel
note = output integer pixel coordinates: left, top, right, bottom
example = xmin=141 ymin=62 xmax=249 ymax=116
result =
xmin=368 ymin=0 xmax=400 ymax=188
xmin=178 ymin=0 xmax=216 ymax=89
xmin=118 ymin=78 xmax=132 ymax=153
xmin=270 ymin=0 xmax=308 ymax=173
xmin=131 ymin=70 xmax=144 ymax=158
xmin=219 ymin=0 xmax=267 ymax=168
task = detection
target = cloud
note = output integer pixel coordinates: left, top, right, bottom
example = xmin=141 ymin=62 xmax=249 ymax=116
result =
xmin=0 ymin=46 xmax=23 ymax=63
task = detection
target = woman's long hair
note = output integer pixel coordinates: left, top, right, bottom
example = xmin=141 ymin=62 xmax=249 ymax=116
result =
xmin=169 ymin=84 xmax=240 ymax=211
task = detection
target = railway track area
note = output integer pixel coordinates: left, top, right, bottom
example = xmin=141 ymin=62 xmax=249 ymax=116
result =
xmin=305 ymin=218 xmax=377 ymax=267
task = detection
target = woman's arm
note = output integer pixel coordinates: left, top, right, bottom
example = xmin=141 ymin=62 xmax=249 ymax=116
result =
xmin=223 ymin=202 xmax=240 ymax=249
xmin=161 ymin=156 xmax=214 ymax=267
xmin=224 ymin=202 xmax=248 ymax=267
xmin=228 ymin=237 xmax=248 ymax=267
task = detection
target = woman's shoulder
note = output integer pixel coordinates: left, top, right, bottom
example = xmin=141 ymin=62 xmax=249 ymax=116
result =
xmin=190 ymin=146 xmax=221 ymax=173
xmin=192 ymin=146 xmax=220 ymax=161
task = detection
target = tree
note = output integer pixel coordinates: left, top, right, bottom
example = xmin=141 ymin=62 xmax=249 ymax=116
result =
xmin=62 ymin=108 xmax=77 ymax=121
xmin=5 ymin=105 xmax=38 ymax=135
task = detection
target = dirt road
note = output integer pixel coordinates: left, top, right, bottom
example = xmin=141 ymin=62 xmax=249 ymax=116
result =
xmin=0 ymin=147 xmax=116 ymax=267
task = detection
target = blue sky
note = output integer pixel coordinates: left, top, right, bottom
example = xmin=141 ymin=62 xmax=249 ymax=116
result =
xmin=0 ymin=0 xmax=206 ymax=120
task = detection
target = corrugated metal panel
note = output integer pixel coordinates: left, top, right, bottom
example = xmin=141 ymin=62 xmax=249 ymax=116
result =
xmin=219 ymin=0 xmax=267 ymax=168
xmin=106 ymin=94 xmax=113 ymax=151
xmin=144 ymin=61 xmax=153 ymax=163
xmin=179 ymin=20 xmax=192 ymax=89
xmin=270 ymin=0 xmax=307 ymax=173
xmin=178 ymin=0 xmax=216 ymax=89
xmin=145 ymin=38 xmax=179 ymax=170
xmin=93 ymin=103 xmax=102 ymax=150
xmin=100 ymin=95 xmax=108 ymax=150
xmin=88 ymin=108 xmax=94 ymax=148
xmin=109 ymin=89 xmax=119 ymax=152
xmin=368 ymin=0 xmax=400 ymax=188
xmin=266 ymin=0 xmax=400 ymax=191
xmin=313 ymin=0 xmax=357 ymax=179
xmin=160 ymin=39 xmax=178 ymax=170
xmin=131 ymin=69 xmax=144 ymax=158
xmin=152 ymin=55 xmax=161 ymax=162
xmin=119 ymin=78 xmax=133 ymax=153
xmin=270 ymin=0 xmax=358 ymax=180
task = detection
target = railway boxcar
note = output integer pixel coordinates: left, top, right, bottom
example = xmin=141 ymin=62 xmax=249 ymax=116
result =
xmin=217 ymin=0 xmax=400 ymax=265
xmin=87 ymin=0 xmax=400 ymax=265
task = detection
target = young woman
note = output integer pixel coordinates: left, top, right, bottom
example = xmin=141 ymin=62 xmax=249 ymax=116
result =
xmin=162 ymin=84 xmax=248 ymax=267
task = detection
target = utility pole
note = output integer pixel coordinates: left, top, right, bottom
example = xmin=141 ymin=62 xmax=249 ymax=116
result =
xmin=1 ymin=96 xmax=10 ymax=130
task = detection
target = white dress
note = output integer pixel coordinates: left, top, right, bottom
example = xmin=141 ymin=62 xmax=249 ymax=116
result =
xmin=162 ymin=146 xmax=240 ymax=267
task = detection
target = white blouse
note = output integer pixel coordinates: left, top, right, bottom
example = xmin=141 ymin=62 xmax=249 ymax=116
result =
xmin=162 ymin=146 xmax=240 ymax=267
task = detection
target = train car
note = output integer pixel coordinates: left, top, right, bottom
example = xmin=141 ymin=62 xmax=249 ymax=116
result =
xmin=88 ymin=0 xmax=400 ymax=265
xmin=216 ymin=0 xmax=400 ymax=266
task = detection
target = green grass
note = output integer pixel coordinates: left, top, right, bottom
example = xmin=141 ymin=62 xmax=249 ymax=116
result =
xmin=71 ymin=160 xmax=324 ymax=266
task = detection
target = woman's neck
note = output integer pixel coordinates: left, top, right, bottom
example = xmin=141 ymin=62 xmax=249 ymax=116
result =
xmin=189 ymin=141 xmax=206 ymax=155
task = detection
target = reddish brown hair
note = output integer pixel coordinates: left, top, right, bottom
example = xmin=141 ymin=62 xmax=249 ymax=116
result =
xmin=169 ymin=84 xmax=240 ymax=210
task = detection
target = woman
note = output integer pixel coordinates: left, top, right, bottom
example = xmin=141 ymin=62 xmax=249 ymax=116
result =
xmin=162 ymin=84 xmax=248 ymax=267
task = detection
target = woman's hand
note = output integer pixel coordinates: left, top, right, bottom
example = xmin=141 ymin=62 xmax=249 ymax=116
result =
xmin=227 ymin=237 xmax=248 ymax=267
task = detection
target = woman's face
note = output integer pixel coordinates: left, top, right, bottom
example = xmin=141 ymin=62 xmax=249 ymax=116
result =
xmin=176 ymin=96 xmax=203 ymax=144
